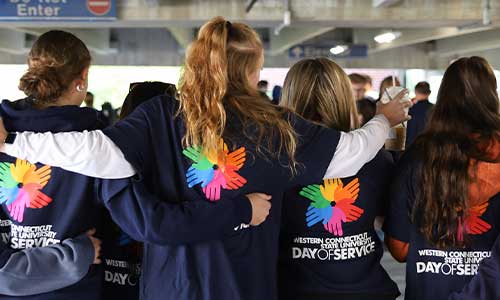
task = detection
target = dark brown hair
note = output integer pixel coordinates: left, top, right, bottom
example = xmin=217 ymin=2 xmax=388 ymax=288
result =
xmin=378 ymin=76 xmax=401 ymax=100
xmin=19 ymin=30 xmax=91 ymax=104
xmin=120 ymin=81 xmax=177 ymax=119
xmin=415 ymin=81 xmax=431 ymax=95
xmin=412 ymin=56 xmax=500 ymax=249
xmin=348 ymin=73 xmax=369 ymax=85
xmin=356 ymin=98 xmax=376 ymax=125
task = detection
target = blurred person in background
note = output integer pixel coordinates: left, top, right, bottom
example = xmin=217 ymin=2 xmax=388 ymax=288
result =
xmin=100 ymin=102 xmax=117 ymax=127
xmin=356 ymin=98 xmax=377 ymax=125
xmin=384 ymin=56 xmax=500 ymax=300
xmin=257 ymin=79 xmax=271 ymax=101
xmin=378 ymin=76 xmax=402 ymax=102
xmin=272 ymin=85 xmax=282 ymax=105
xmin=349 ymin=73 xmax=374 ymax=101
xmin=121 ymin=81 xmax=177 ymax=118
xmin=406 ymin=81 xmax=433 ymax=146
xmin=279 ymin=57 xmax=400 ymax=300
xmin=84 ymin=92 xmax=94 ymax=108
xmin=101 ymin=81 xmax=176 ymax=300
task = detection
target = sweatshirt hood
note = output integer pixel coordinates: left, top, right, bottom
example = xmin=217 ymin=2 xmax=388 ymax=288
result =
xmin=0 ymin=98 xmax=104 ymax=133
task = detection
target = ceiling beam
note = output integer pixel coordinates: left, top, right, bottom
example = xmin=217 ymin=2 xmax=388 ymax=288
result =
xmin=433 ymin=28 xmax=500 ymax=57
xmin=364 ymin=26 xmax=492 ymax=54
xmin=269 ymin=26 xmax=334 ymax=56
xmin=373 ymin=0 xmax=401 ymax=8
xmin=14 ymin=28 xmax=116 ymax=55
xmin=1 ymin=0 xmax=490 ymax=29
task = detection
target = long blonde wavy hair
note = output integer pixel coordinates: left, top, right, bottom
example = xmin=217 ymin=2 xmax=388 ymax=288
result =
xmin=178 ymin=16 xmax=297 ymax=166
xmin=281 ymin=57 xmax=360 ymax=132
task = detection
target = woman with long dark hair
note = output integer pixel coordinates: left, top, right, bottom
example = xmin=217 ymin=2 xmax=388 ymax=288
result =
xmin=384 ymin=56 xmax=500 ymax=300
xmin=0 ymin=17 xmax=410 ymax=300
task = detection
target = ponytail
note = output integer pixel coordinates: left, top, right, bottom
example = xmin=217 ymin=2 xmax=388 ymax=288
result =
xmin=179 ymin=17 xmax=229 ymax=154
xmin=179 ymin=16 xmax=297 ymax=170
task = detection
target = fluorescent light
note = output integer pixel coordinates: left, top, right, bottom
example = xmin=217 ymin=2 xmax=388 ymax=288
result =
xmin=374 ymin=31 xmax=401 ymax=44
xmin=330 ymin=45 xmax=347 ymax=55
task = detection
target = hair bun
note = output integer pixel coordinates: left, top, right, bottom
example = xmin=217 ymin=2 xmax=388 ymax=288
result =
xmin=19 ymin=65 xmax=64 ymax=102
xmin=17 ymin=30 xmax=91 ymax=104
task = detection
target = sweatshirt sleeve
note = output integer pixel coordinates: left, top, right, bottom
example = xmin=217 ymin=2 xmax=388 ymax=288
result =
xmin=448 ymin=234 xmax=500 ymax=300
xmin=324 ymin=114 xmax=390 ymax=179
xmin=0 ymin=96 xmax=159 ymax=179
xmin=96 ymin=177 xmax=253 ymax=245
xmin=1 ymin=130 xmax=135 ymax=179
xmin=382 ymin=151 xmax=416 ymax=243
xmin=0 ymin=233 xmax=94 ymax=296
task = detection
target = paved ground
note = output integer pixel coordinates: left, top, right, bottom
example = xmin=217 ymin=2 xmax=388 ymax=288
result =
xmin=380 ymin=251 xmax=406 ymax=300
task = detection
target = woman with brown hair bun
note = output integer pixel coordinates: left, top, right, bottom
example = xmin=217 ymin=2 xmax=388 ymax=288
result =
xmin=0 ymin=17 xmax=410 ymax=300
xmin=278 ymin=57 xmax=400 ymax=300
xmin=0 ymin=30 xmax=104 ymax=299
xmin=384 ymin=56 xmax=500 ymax=300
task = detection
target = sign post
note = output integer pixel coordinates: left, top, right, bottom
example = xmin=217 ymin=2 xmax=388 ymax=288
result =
xmin=0 ymin=0 xmax=116 ymax=21
xmin=289 ymin=44 xmax=368 ymax=60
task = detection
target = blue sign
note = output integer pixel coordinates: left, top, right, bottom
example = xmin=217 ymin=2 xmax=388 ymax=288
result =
xmin=0 ymin=0 xmax=116 ymax=21
xmin=289 ymin=44 xmax=368 ymax=60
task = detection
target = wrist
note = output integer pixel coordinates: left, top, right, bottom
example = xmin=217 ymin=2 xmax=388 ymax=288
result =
xmin=234 ymin=195 xmax=253 ymax=224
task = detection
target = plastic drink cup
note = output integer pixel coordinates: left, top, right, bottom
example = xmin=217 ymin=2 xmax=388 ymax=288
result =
xmin=380 ymin=86 xmax=410 ymax=151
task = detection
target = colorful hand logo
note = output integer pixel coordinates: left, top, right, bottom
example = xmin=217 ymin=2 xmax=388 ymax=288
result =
xmin=300 ymin=178 xmax=362 ymax=236
xmin=324 ymin=207 xmax=347 ymax=236
xmin=458 ymin=202 xmax=492 ymax=241
xmin=305 ymin=205 xmax=332 ymax=227
xmin=183 ymin=140 xmax=247 ymax=201
xmin=0 ymin=159 xmax=52 ymax=222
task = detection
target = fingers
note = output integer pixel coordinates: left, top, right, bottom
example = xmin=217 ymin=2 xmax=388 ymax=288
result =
xmin=86 ymin=228 xmax=96 ymax=236
xmin=392 ymin=88 xmax=408 ymax=101
xmin=30 ymin=192 xmax=52 ymax=208
xmin=306 ymin=213 xmax=322 ymax=227
xmin=248 ymin=193 xmax=272 ymax=226
xmin=345 ymin=178 xmax=359 ymax=190
xmin=247 ymin=193 xmax=272 ymax=201
xmin=336 ymin=222 xmax=343 ymax=236
xmin=86 ymin=229 xmax=102 ymax=263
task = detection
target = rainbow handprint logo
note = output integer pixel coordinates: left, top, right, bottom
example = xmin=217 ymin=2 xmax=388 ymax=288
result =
xmin=457 ymin=202 xmax=492 ymax=242
xmin=183 ymin=139 xmax=247 ymax=201
xmin=0 ymin=159 xmax=52 ymax=223
xmin=300 ymin=178 xmax=362 ymax=236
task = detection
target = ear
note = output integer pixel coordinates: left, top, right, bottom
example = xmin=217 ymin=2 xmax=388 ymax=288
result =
xmin=80 ymin=67 xmax=89 ymax=82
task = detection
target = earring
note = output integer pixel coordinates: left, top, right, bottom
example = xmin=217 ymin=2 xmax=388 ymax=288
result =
xmin=76 ymin=84 xmax=84 ymax=92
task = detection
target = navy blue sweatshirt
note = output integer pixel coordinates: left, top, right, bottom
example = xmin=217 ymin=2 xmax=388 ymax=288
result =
xmin=449 ymin=232 xmax=500 ymax=300
xmin=101 ymin=95 xmax=341 ymax=300
xmin=0 ymin=99 xmax=106 ymax=300
xmin=278 ymin=150 xmax=400 ymax=300
xmin=405 ymin=100 xmax=433 ymax=146
xmin=384 ymin=147 xmax=500 ymax=300
xmin=101 ymin=213 xmax=142 ymax=300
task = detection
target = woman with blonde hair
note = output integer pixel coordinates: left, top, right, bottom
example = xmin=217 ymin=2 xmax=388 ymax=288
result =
xmin=0 ymin=17 xmax=410 ymax=300
xmin=278 ymin=57 xmax=400 ymax=300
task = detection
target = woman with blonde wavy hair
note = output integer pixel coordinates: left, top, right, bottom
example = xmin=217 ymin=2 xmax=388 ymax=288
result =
xmin=278 ymin=57 xmax=400 ymax=300
xmin=0 ymin=17 xmax=410 ymax=300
